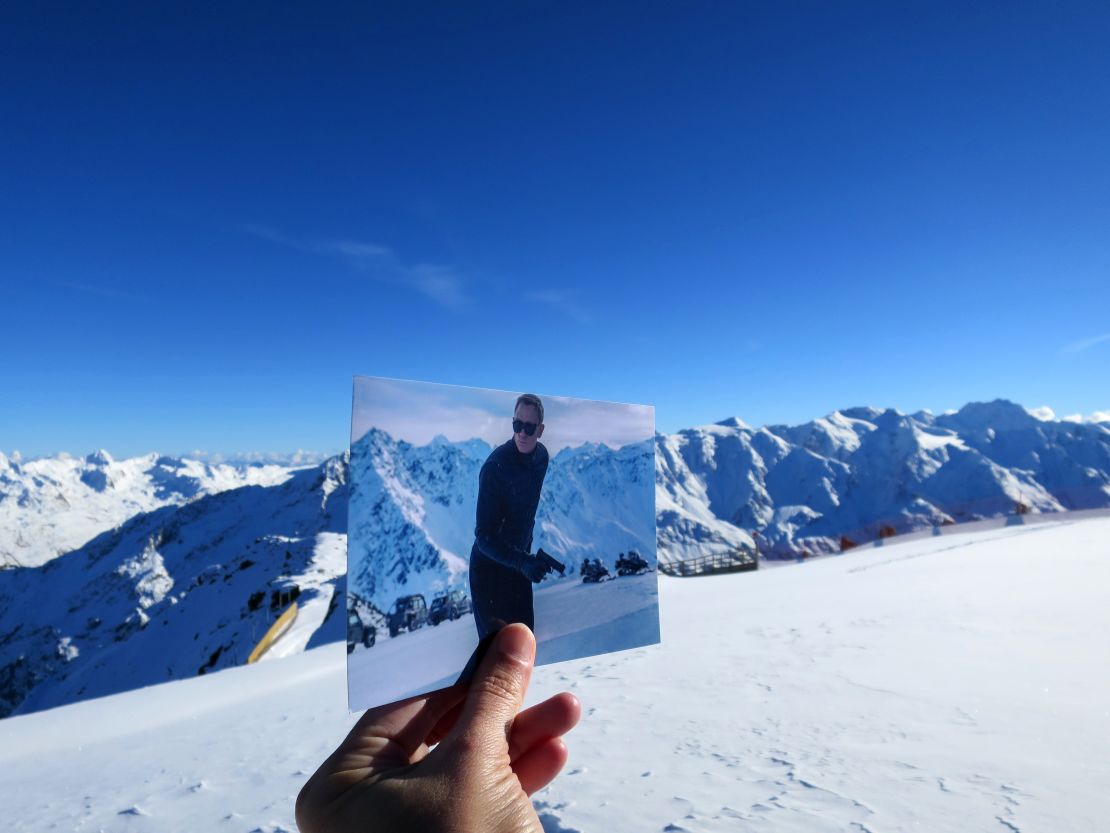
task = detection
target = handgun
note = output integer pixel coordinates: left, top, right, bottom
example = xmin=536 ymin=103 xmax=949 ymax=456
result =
xmin=536 ymin=548 xmax=566 ymax=576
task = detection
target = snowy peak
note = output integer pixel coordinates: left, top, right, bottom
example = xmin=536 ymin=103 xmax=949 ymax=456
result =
xmin=346 ymin=429 xmax=490 ymax=613
xmin=714 ymin=416 xmax=751 ymax=430
xmin=766 ymin=411 xmax=873 ymax=460
xmin=0 ymin=451 xmax=299 ymax=568
xmin=347 ymin=430 xmax=655 ymax=613
xmin=655 ymin=400 xmax=1110 ymax=558
xmin=938 ymin=399 xmax=1040 ymax=434
xmin=0 ymin=457 xmax=349 ymax=717
xmin=839 ymin=405 xmax=886 ymax=422
xmin=80 ymin=450 xmax=118 ymax=491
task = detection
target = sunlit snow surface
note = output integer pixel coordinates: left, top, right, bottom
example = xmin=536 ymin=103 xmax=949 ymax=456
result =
xmin=4 ymin=518 xmax=1109 ymax=832
xmin=347 ymin=573 xmax=660 ymax=709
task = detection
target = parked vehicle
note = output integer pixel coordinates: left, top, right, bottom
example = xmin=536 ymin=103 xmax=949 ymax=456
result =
xmin=347 ymin=610 xmax=377 ymax=653
xmin=429 ymin=589 xmax=473 ymax=625
xmin=388 ymin=594 xmax=428 ymax=637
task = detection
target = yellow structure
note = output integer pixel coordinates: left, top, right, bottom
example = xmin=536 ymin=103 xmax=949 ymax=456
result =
xmin=247 ymin=602 xmax=299 ymax=664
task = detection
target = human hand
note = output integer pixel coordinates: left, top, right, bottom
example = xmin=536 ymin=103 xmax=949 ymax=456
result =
xmin=296 ymin=624 xmax=580 ymax=833
xmin=518 ymin=555 xmax=550 ymax=583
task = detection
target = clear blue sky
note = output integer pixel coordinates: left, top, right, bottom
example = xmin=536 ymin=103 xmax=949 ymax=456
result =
xmin=3 ymin=2 xmax=1108 ymax=458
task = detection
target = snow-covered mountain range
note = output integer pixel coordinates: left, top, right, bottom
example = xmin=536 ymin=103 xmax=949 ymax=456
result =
xmin=661 ymin=399 xmax=1110 ymax=557
xmin=0 ymin=450 xmax=297 ymax=568
xmin=348 ymin=429 xmax=656 ymax=614
xmin=2 ymin=399 xmax=1109 ymax=717
xmin=0 ymin=458 xmax=349 ymax=717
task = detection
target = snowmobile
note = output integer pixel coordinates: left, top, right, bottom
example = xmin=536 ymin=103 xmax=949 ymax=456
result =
xmin=615 ymin=550 xmax=652 ymax=576
xmin=580 ymin=558 xmax=612 ymax=583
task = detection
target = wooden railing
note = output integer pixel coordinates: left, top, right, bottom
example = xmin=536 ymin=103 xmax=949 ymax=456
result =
xmin=658 ymin=548 xmax=758 ymax=577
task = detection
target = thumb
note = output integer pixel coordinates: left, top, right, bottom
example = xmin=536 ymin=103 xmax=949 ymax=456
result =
xmin=447 ymin=624 xmax=536 ymax=752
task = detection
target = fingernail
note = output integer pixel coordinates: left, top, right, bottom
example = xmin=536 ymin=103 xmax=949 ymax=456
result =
xmin=497 ymin=624 xmax=535 ymax=663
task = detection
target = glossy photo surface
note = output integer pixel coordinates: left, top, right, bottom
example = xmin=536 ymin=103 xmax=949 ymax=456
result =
xmin=347 ymin=376 xmax=660 ymax=711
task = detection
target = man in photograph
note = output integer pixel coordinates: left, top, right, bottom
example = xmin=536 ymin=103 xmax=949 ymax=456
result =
xmin=469 ymin=393 xmax=551 ymax=640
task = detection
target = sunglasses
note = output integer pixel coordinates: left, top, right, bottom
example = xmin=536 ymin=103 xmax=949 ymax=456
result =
xmin=512 ymin=418 xmax=539 ymax=436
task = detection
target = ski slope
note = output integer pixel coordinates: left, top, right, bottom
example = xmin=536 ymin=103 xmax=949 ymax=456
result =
xmin=3 ymin=517 xmax=1108 ymax=832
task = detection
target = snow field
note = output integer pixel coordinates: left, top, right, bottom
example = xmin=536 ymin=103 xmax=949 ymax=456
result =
xmin=347 ymin=607 xmax=479 ymax=707
xmin=2 ymin=518 xmax=1107 ymax=832
xmin=532 ymin=519 xmax=1110 ymax=832
xmin=346 ymin=573 xmax=660 ymax=710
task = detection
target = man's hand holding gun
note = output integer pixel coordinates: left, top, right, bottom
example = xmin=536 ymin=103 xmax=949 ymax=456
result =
xmin=518 ymin=548 xmax=566 ymax=583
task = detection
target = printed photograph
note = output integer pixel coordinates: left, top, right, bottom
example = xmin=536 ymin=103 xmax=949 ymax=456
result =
xmin=347 ymin=376 xmax=660 ymax=711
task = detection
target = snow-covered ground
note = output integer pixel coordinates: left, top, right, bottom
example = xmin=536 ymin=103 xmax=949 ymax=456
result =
xmin=347 ymin=573 xmax=660 ymax=710
xmin=3 ymin=517 xmax=1108 ymax=832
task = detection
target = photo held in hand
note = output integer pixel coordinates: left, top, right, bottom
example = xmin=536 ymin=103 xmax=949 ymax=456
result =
xmin=346 ymin=376 xmax=660 ymax=711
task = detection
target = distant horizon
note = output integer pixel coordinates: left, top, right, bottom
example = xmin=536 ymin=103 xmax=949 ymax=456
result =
xmin=354 ymin=424 xmax=656 ymax=454
xmin=6 ymin=396 xmax=1108 ymax=462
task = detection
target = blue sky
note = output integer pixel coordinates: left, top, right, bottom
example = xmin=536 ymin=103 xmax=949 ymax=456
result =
xmin=3 ymin=2 xmax=1108 ymax=458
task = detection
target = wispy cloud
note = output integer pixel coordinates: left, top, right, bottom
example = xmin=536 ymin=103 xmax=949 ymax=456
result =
xmin=1029 ymin=406 xmax=1110 ymax=425
xmin=1061 ymin=411 xmax=1110 ymax=424
xmin=410 ymin=264 xmax=468 ymax=308
xmin=527 ymin=289 xmax=592 ymax=324
xmin=1059 ymin=332 xmax=1110 ymax=355
xmin=245 ymin=224 xmax=468 ymax=309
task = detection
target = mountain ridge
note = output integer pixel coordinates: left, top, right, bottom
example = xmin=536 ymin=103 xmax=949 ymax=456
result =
xmin=2 ymin=399 xmax=1109 ymax=716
